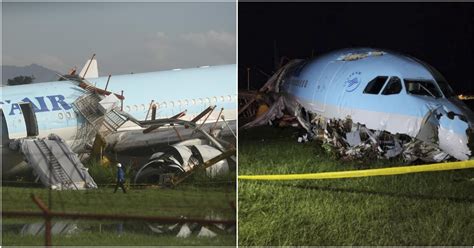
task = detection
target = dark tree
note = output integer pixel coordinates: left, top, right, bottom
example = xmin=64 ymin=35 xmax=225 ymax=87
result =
xmin=7 ymin=75 xmax=35 ymax=86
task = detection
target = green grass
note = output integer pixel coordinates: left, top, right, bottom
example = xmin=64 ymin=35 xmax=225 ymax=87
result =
xmin=238 ymin=126 xmax=474 ymax=246
xmin=2 ymin=186 xmax=235 ymax=218
xmin=2 ymin=185 xmax=235 ymax=246
xmin=2 ymin=230 xmax=235 ymax=246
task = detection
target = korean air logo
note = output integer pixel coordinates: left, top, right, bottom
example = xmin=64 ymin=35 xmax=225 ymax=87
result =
xmin=0 ymin=95 xmax=72 ymax=115
xmin=344 ymin=71 xmax=361 ymax=92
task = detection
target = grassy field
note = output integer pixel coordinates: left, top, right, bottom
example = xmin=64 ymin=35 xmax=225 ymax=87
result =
xmin=2 ymin=183 xmax=235 ymax=246
xmin=2 ymin=230 xmax=236 ymax=246
xmin=238 ymin=126 xmax=474 ymax=246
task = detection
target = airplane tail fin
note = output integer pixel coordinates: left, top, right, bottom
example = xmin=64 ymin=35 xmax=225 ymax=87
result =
xmin=79 ymin=58 xmax=99 ymax=79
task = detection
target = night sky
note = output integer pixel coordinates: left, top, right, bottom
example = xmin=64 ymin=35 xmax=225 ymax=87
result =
xmin=239 ymin=2 xmax=474 ymax=94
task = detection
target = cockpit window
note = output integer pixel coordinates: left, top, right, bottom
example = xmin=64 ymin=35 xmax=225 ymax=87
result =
xmin=363 ymin=76 xmax=388 ymax=94
xmin=381 ymin=77 xmax=402 ymax=95
xmin=404 ymin=79 xmax=443 ymax=98
xmin=419 ymin=61 xmax=456 ymax=98
xmin=436 ymin=79 xmax=455 ymax=98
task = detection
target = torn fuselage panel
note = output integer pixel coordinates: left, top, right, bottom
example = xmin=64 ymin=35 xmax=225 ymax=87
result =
xmin=438 ymin=114 xmax=471 ymax=160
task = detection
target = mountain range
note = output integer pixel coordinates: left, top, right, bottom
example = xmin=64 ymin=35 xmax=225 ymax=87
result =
xmin=2 ymin=64 xmax=60 ymax=86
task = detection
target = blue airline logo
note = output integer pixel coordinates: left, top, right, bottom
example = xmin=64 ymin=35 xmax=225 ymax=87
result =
xmin=0 ymin=95 xmax=72 ymax=116
xmin=345 ymin=71 xmax=362 ymax=92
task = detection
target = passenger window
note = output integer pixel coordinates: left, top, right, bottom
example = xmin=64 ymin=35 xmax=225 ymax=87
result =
xmin=381 ymin=77 xmax=402 ymax=95
xmin=363 ymin=76 xmax=388 ymax=94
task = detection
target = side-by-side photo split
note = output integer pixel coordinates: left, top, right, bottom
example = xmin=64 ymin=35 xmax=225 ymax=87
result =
xmin=2 ymin=1 xmax=474 ymax=247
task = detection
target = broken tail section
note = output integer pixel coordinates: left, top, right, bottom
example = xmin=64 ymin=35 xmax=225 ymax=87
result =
xmin=79 ymin=57 xmax=99 ymax=79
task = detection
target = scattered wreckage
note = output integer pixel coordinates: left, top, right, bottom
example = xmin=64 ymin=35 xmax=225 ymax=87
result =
xmin=134 ymin=138 xmax=235 ymax=185
xmin=240 ymin=48 xmax=474 ymax=162
xmin=9 ymin=213 xmax=235 ymax=239
xmin=4 ymin=70 xmax=235 ymax=189
xmin=72 ymin=89 xmax=236 ymax=187
xmin=148 ymin=212 xmax=235 ymax=239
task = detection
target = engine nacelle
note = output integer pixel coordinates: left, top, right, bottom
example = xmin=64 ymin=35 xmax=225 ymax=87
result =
xmin=134 ymin=139 xmax=233 ymax=185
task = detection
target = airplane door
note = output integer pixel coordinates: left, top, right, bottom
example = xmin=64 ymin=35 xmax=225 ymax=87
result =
xmin=1 ymin=109 xmax=9 ymax=145
xmin=2 ymin=102 xmax=38 ymax=139
xmin=19 ymin=102 xmax=38 ymax=137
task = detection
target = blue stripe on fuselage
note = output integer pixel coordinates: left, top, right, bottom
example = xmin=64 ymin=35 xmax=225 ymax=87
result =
xmin=1 ymin=94 xmax=73 ymax=116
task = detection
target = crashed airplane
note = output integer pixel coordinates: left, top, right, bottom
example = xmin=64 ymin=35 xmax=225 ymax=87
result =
xmin=240 ymin=48 xmax=474 ymax=162
xmin=1 ymin=57 xmax=237 ymax=189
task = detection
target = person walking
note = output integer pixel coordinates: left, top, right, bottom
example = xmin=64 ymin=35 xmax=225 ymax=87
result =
xmin=114 ymin=163 xmax=127 ymax=193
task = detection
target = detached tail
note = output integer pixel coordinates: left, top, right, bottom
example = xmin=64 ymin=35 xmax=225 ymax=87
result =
xmin=79 ymin=58 xmax=99 ymax=79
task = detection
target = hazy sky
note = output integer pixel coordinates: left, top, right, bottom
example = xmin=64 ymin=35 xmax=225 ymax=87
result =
xmin=2 ymin=2 xmax=236 ymax=75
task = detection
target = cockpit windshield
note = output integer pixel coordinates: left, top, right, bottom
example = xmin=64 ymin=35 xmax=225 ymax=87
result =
xmin=406 ymin=56 xmax=456 ymax=98
xmin=430 ymin=70 xmax=456 ymax=98
xmin=404 ymin=79 xmax=443 ymax=98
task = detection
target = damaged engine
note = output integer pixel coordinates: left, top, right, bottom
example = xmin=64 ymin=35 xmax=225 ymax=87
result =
xmin=134 ymin=139 xmax=235 ymax=185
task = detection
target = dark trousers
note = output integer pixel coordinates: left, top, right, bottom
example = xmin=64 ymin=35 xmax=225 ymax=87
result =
xmin=114 ymin=181 xmax=126 ymax=193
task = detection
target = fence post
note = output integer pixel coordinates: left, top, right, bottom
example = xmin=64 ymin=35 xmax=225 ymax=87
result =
xmin=31 ymin=194 xmax=52 ymax=246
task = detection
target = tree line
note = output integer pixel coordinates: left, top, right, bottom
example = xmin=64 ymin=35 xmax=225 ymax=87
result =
xmin=7 ymin=75 xmax=35 ymax=86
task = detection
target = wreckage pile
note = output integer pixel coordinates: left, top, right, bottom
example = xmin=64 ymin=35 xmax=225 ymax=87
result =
xmin=309 ymin=116 xmax=449 ymax=162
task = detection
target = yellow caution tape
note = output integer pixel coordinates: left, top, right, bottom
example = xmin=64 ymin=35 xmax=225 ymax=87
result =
xmin=238 ymin=160 xmax=474 ymax=180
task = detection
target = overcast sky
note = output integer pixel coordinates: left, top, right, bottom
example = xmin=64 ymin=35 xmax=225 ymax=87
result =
xmin=2 ymin=2 xmax=236 ymax=75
